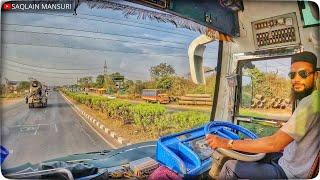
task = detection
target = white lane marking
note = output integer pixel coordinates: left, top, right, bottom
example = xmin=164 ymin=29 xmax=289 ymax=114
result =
xmin=78 ymin=123 xmax=97 ymax=146
xmin=60 ymin=92 xmax=118 ymax=149
xmin=54 ymin=123 xmax=58 ymax=133
xmin=34 ymin=125 xmax=40 ymax=135
xmin=9 ymin=124 xmax=51 ymax=128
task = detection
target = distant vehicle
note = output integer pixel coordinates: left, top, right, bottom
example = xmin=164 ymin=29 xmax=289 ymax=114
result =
xmin=141 ymin=89 xmax=169 ymax=104
xmin=103 ymin=94 xmax=116 ymax=99
xmin=26 ymin=80 xmax=48 ymax=108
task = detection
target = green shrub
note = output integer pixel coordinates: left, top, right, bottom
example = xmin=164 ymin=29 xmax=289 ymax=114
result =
xmin=171 ymin=111 xmax=210 ymax=130
xmin=129 ymin=103 xmax=166 ymax=131
xmin=64 ymin=91 xmax=211 ymax=136
xmin=91 ymin=96 xmax=108 ymax=110
xmin=103 ymin=100 xmax=131 ymax=119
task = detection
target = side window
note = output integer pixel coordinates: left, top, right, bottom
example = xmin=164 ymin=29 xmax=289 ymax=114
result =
xmin=238 ymin=58 xmax=292 ymax=136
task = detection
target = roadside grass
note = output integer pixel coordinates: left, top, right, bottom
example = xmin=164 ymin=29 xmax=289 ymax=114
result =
xmin=63 ymin=90 xmax=210 ymax=140
xmin=63 ymin=90 xmax=280 ymax=141
xmin=239 ymin=122 xmax=279 ymax=137
xmin=239 ymin=108 xmax=267 ymax=118
xmin=0 ymin=93 xmax=24 ymax=98
xmin=239 ymin=109 xmax=281 ymax=137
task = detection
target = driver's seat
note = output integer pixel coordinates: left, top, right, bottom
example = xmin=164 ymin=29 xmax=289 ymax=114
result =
xmin=308 ymin=151 xmax=319 ymax=178
xmin=209 ymin=151 xmax=319 ymax=179
xmin=208 ymin=151 xmax=231 ymax=179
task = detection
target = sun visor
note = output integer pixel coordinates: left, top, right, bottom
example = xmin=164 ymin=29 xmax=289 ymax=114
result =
xmin=124 ymin=0 xmax=240 ymax=37
xmin=75 ymin=0 xmax=240 ymax=37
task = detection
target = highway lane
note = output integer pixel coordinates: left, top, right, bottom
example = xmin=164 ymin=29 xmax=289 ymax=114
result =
xmin=1 ymin=91 xmax=111 ymax=168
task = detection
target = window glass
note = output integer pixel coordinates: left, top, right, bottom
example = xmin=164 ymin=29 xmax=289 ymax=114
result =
xmin=238 ymin=58 xmax=292 ymax=136
xmin=1 ymin=4 xmax=218 ymax=168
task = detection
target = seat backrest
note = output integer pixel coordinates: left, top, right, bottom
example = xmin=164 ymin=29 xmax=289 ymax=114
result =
xmin=308 ymin=151 xmax=320 ymax=178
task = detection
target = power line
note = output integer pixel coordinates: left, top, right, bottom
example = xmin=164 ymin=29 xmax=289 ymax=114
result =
xmin=4 ymin=58 xmax=102 ymax=71
xmin=4 ymin=67 xmax=79 ymax=79
xmin=2 ymin=23 xmax=188 ymax=45
xmin=4 ymin=42 xmax=188 ymax=58
xmin=39 ymin=12 xmax=195 ymax=38
xmin=4 ymin=57 xmax=148 ymax=75
xmin=2 ymin=29 xmax=186 ymax=50
xmin=3 ymin=54 xmax=112 ymax=66
xmin=5 ymin=65 xmax=148 ymax=82
xmin=5 ymin=65 xmax=99 ymax=76
xmin=77 ymin=12 xmax=181 ymax=31
xmin=3 ymin=62 xmax=102 ymax=74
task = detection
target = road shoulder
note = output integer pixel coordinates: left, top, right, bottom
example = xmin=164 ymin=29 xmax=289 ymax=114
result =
xmin=60 ymin=92 xmax=125 ymax=149
xmin=0 ymin=98 xmax=24 ymax=107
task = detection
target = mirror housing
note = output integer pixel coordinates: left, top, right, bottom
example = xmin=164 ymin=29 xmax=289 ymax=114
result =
xmin=188 ymin=35 xmax=215 ymax=84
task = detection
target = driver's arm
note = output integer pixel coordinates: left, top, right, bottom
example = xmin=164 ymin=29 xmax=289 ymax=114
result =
xmin=206 ymin=129 xmax=293 ymax=153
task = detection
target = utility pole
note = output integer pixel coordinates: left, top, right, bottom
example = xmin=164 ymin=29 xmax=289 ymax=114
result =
xmin=103 ymin=60 xmax=108 ymax=88
xmin=104 ymin=60 xmax=107 ymax=75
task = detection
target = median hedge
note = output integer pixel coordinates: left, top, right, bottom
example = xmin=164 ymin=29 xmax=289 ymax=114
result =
xmin=62 ymin=90 xmax=210 ymax=137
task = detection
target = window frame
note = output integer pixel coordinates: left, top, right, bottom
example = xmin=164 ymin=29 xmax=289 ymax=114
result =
xmin=210 ymin=40 xmax=223 ymax=121
xmin=234 ymin=55 xmax=293 ymax=124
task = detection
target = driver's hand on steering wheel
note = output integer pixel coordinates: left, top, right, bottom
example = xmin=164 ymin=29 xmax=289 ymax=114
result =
xmin=206 ymin=134 xmax=230 ymax=150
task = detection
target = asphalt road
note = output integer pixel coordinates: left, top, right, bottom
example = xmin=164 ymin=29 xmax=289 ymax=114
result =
xmin=1 ymin=91 xmax=111 ymax=168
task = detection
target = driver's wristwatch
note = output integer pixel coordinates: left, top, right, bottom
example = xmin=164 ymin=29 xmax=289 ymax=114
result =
xmin=227 ymin=140 xmax=234 ymax=149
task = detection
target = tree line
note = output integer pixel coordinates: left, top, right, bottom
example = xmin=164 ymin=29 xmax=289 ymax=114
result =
xmin=74 ymin=63 xmax=216 ymax=96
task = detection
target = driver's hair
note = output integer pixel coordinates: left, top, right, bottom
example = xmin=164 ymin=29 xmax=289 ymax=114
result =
xmin=291 ymin=51 xmax=317 ymax=71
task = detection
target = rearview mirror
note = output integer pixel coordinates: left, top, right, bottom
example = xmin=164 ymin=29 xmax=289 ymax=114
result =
xmin=241 ymin=75 xmax=253 ymax=108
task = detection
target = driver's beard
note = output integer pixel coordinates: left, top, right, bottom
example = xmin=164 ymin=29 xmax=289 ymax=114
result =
xmin=291 ymin=85 xmax=314 ymax=102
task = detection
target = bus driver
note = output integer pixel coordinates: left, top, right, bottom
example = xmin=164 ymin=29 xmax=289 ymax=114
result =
xmin=206 ymin=51 xmax=319 ymax=179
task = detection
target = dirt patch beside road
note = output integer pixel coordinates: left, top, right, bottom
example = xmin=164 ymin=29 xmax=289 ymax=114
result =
xmin=0 ymin=97 xmax=24 ymax=107
xmin=121 ymin=99 xmax=212 ymax=113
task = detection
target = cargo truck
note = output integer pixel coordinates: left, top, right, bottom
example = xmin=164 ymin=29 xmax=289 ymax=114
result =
xmin=141 ymin=89 xmax=170 ymax=104
xmin=26 ymin=80 xmax=48 ymax=108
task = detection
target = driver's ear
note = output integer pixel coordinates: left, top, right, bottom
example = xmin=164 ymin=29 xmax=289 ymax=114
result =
xmin=315 ymin=70 xmax=320 ymax=91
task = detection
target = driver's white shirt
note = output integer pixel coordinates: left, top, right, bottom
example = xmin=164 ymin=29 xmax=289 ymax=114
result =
xmin=278 ymin=91 xmax=320 ymax=178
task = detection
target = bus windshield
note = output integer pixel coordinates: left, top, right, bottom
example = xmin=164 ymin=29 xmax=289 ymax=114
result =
xmin=1 ymin=2 xmax=218 ymax=168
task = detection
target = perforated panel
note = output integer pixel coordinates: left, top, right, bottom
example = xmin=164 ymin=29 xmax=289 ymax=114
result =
xmin=252 ymin=13 xmax=300 ymax=50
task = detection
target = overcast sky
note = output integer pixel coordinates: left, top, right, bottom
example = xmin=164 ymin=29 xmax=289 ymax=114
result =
xmin=1 ymin=2 xmax=219 ymax=86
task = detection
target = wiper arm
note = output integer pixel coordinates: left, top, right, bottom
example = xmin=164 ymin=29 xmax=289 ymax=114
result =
xmin=5 ymin=167 xmax=74 ymax=180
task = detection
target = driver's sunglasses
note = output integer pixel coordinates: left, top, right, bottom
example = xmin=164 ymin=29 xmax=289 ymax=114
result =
xmin=288 ymin=70 xmax=314 ymax=79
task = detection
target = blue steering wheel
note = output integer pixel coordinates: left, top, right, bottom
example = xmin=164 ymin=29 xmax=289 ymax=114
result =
xmin=204 ymin=121 xmax=265 ymax=162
